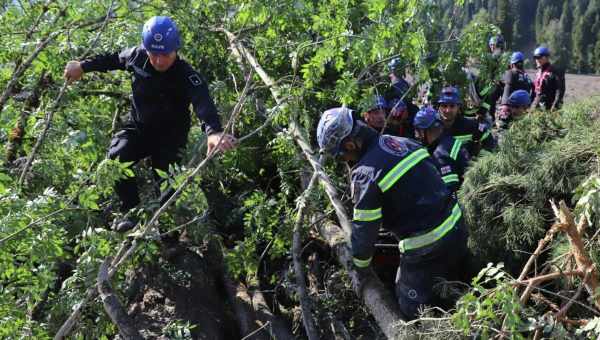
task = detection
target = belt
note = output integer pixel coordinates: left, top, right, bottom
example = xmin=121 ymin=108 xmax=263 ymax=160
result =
xmin=398 ymin=203 xmax=462 ymax=253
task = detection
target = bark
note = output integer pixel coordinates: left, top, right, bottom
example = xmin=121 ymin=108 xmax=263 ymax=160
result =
xmin=97 ymin=257 xmax=143 ymax=340
xmin=292 ymin=173 xmax=320 ymax=340
xmin=5 ymin=70 xmax=49 ymax=163
xmin=223 ymin=276 xmax=269 ymax=340
xmin=320 ymin=221 xmax=404 ymax=338
xmin=554 ymin=200 xmax=600 ymax=310
xmin=250 ymin=288 xmax=294 ymax=340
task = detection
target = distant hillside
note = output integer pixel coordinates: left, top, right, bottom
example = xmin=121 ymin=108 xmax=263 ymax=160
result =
xmin=438 ymin=0 xmax=600 ymax=74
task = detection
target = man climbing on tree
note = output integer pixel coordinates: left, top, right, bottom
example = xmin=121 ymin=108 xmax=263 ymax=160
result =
xmin=413 ymin=107 xmax=470 ymax=194
xmin=316 ymin=107 xmax=469 ymax=320
xmin=500 ymin=52 xmax=532 ymax=105
xmin=63 ymin=16 xmax=236 ymax=232
xmin=531 ymin=46 xmax=565 ymax=111
xmin=476 ymin=34 xmax=510 ymax=121
xmin=437 ymin=86 xmax=495 ymax=156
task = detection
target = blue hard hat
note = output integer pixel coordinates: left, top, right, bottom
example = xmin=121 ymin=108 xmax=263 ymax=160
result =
xmin=510 ymin=52 xmax=525 ymax=64
xmin=142 ymin=16 xmax=181 ymax=54
xmin=367 ymin=95 xmax=390 ymax=112
xmin=317 ymin=107 xmax=355 ymax=156
xmin=437 ymin=86 xmax=461 ymax=105
xmin=388 ymin=58 xmax=402 ymax=73
xmin=413 ymin=107 xmax=443 ymax=130
xmin=489 ymin=35 xmax=505 ymax=46
xmin=390 ymin=98 xmax=407 ymax=112
xmin=508 ymin=90 xmax=531 ymax=107
xmin=534 ymin=46 xmax=550 ymax=58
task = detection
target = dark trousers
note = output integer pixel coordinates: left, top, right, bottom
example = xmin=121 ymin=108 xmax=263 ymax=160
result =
xmin=394 ymin=220 xmax=470 ymax=320
xmin=108 ymin=128 xmax=187 ymax=212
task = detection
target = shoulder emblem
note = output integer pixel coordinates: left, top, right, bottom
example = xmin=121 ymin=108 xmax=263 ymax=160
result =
xmin=188 ymin=74 xmax=203 ymax=86
xmin=440 ymin=165 xmax=452 ymax=175
xmin=379 ymin=135 xmax=408 ymax=157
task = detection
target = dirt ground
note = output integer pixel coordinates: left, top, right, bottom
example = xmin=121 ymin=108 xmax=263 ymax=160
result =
xmin=526 ymin=70 xmax=600 ymax=104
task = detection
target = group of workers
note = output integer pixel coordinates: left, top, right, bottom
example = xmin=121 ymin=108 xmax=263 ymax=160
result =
xmin=317 ymin=35 xmax=566 ymax=319
xmin=62 ymin=15 xmax=565 ymax=321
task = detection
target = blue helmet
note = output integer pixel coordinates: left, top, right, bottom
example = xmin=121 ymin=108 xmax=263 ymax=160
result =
xmin=510 ymin=52 xmax=525 ymax=64
xmin=317 ymin=107 xmax=355 ymax=156
xmin=508 ymin=90 xmax=531 ymax=107
xmin=534 ymin=46 xmax=550 ymax=58
xmin=142 ymin=16 xmax=181 ymax=54
xmin=489 ymin=35 xmax=505 ymax=46
xmin=413 ymin=107 xmax=443 ymax=130
xmin=388 ymin=58 xmax=403 ymax=73
xmin=437 ymin=86 xmax=461 ymax=105
xmin=367 ymin=95 xmax=390 ymax=112
xmin=390 ymin=98 xmax=407 ymax=112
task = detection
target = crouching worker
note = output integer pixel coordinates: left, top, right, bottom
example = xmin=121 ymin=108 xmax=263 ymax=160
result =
xmin=316 ymin=107 xmax=470 ymax=320
xmin=413 ymin=107 xmax=471 ymax=194
xmin=63 ymin=16 xmax=236 ymax=232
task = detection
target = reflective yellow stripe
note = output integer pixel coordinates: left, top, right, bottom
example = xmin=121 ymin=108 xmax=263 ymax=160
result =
xmin=398 ymin=203 xmax=462 ymax=253
xmin=353 ymin=208 xmax=382 ymax=222
xmin=377 ymin=149 xmax=429 ymax=192
xmin=481 ymin=130 xmax=491 ymax=141
xmin=454 ymin=134 xmax=472 ymax=143
xmin=442 ymin=174 xmax=459 ymax=184
xmin=480 ymin=85 xmax=493 ymax=97
xmin=450 ymin=139 xmax=462 ymax=160
xmin=481 ymin=102 xmax=491 ymax=110
xmin=353 ymin=256 xmax=372 ymax=268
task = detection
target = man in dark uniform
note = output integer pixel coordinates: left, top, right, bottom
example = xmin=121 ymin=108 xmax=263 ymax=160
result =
xmin=500 ymin=52 xmax=532 ymax=105
xmin=387 ymin=58 xmax=419 ymax=124
xmin=531 ymin=47 xmax=565 ymax=111
xmin=437 ymin=86 xmax=495 ymax=156
xmin=413 ymin=107 xmax=470 ymax=194
xmin=63 ymin=16 xmax=236 ymax=231
xmin=316 ymin=107 xmax=469 ymax=320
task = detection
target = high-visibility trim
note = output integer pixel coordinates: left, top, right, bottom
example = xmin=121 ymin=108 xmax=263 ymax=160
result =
xmin=442 ymin=174 xmax=459 ymax=184
xmin=377 ymin=148 xmax=429 ymax=192
xmin=481 ymin=130 xmax=491 ymax=141
xmin=398 ymin=203 xmax=462 ymax=253
xmin=480 ymin=85 xmax=493 ymax=97
xmin=481 ymin=102 xmax=491 ymax=110
xmin=353 ymin=207 xmax=383 ymax=222
xmin=454 ymin=134 xmax=473 ymax=143
xmin=450 ymin=139 xmax=462 ymax=160
xmin=353 ymin=256 xmax=372 ymax=268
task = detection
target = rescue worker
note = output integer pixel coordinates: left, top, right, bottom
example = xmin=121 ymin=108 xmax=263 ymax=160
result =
xmin=497 ymin=89 xmax=531 ymax=131
xmin=387 ymin=99 xmax=413 ymax=137
xmin=387 ymin=58 xmax=419 ymax=120
xmin=316 ymin=107 xmax=469 ymax=320
xmin=500 ymin=52 xmax=532 ymax=105
xmin=413 ymin=107 xmax=470 ymax=194
xmin=361 ymin=95 xmax=390 ymax=132
xmin=437 ymin=86 xmax=495 ymax=156
xmin=63 ymin=16 xmax=236 ymax=232
xmin=477 ymin=35 xmax=510 ymax=120
xmin=531 ymin=47 xmax=565 ymax=111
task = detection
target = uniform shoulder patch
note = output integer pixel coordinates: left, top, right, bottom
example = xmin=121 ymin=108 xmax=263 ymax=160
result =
xmin=440 ymin=165 xmax=452 ymax=175
xmin=188 ymin=74 xmax=203 ymax=86
xmin=379 ymin=135 xmax=408 ymax=157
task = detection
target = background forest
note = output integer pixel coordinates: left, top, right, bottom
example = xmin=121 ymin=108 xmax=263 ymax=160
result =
xmin=436 ymin=0 xmax=600 ymax=74
xmin=1 ymin=1 xmax=600 ymax=339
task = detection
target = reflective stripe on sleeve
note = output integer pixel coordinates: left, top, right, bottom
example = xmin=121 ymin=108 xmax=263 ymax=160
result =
xmin=353 ymin=207 xmax=383 ymax=222
xmin=353 ymin=256 xmax=372 ymax=268
xmin=450 ymin=139 xmax=462 ymax=160
xmin=377 ymin=148 xmax=429 ymax=192
xmin=442 ymin=174 xmax=459 ymax=184
xmin=481 ymin=130 xmax=491 ymax=141
xmin=453 ymin=134 xmax=473 ymax=143
xmin=398 ymin=203 xmax=462 ymax=253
